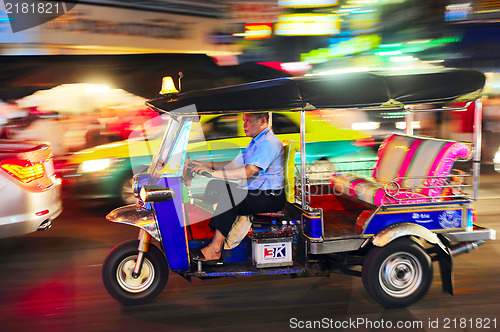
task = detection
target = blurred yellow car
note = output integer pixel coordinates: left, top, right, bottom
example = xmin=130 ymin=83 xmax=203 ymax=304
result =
xmin=60 ymin=112 xmax=375 ymax=204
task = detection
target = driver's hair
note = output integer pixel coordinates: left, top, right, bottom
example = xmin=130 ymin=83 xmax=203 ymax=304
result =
xmin=248 ymin=112 xmax=269 ymax=123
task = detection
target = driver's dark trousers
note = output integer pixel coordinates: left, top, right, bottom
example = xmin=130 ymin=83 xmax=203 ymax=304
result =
xmin=206 ymin=180 xmax=286 ymax=237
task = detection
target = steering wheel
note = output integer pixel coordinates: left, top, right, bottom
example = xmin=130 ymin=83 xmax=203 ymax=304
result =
xmin=182 ymin=161 xmax=212 ymax=187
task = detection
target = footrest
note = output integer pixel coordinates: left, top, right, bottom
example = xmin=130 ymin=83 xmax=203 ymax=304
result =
xmin=253 ymin=212 xmax=286 ymax=218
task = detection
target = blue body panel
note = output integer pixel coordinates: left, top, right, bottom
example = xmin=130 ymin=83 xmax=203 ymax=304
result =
xmin=222 ymin=237 xmax=253 ymax=263
xmin=364 ymin=202 xmax=468 ymax=236
xmin=302 ymin=211 xmax=323 ymax=240
xmin=189 ymin=237 xmax=253 ymax=264
xmin=153 ymin=177 xmax=190 ymax=272
xmin=189 ymin=267 xmax=306 ymax=277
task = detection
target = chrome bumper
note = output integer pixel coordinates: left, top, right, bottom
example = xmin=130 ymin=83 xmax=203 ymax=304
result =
xmin=442 ymin=227 xmax=496 ymax=243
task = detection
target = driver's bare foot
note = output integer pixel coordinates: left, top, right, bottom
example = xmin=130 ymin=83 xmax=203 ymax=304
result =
xmin=200 ymin=246 xmax=221 ymax=261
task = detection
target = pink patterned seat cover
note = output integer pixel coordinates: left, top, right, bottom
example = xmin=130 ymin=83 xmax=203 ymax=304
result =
xmin=330 ymin=134 xmax=471 ymax=206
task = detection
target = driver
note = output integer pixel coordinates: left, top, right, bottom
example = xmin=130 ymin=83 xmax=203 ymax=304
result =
xmin=189 ymin=112 xmax=285 ymax=262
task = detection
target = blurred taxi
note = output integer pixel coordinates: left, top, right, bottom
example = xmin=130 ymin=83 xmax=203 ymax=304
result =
xmin=0 ymin=140 xmax=62 ymax=238
xmin=60 ymin=112 xmax=375 ymax=205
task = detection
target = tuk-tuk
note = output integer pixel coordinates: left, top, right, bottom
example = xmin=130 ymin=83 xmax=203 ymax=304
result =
xmin=102 ymin=69 xmax=496 ymax=308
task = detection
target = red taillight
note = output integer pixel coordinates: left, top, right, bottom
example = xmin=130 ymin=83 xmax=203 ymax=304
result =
xmin=36 ymin=210 xmax=49 ymax=216
xmin=0 ymin=159 xmax=45 ymax=183
xmin=354 ymin=138 xmax=375 ymax=147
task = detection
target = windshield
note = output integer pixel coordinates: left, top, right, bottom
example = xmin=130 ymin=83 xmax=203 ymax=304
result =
xmin=149 ymin=115 xmax=194 ymax=178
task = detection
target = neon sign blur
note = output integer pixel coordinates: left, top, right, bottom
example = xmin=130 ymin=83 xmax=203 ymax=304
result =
xmin=301 ymin=35 xmax=381 ymax=63
xmin=243 ymin=23 xmax=272 ymax=40
xmin=445 ymin=3 xmax=472 ymax=21
xmin=275 ymin=14 xmax=340 ymax=36
xmin=278 ymin=0 xmax=338 ymax=7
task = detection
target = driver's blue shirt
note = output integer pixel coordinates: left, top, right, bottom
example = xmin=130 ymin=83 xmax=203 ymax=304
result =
xmin=234 ymin=127 xmax=284 ymax=190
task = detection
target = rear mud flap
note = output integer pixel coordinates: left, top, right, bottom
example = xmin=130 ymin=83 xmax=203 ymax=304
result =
xmin=437 ymin=249 xmax=454 ymax=296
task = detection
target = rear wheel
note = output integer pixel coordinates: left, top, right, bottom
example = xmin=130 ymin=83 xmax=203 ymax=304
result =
xmin=102 ymin=240 xmax=169 ymax=305
xmin=362 ymin=238 xmax=433 ymax=308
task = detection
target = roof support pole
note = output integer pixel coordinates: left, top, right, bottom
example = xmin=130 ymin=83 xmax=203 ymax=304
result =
xmin=473 ymin=99 xmax=482 ymax=200
xmin=300 ymin=109 xmax=307 ymax=209
xmin=405 ymin=107 xmax=414 ymax=135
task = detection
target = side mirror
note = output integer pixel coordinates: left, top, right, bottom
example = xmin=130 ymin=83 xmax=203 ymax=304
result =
xmin=140 ymin=185 xmax=175 ymax=203
xmin=132 ymin=172 xmax=151 ymax=198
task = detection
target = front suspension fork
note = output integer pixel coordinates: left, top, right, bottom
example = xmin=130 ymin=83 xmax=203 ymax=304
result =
xmin=132 ymin=229 xmax=151 ymax=279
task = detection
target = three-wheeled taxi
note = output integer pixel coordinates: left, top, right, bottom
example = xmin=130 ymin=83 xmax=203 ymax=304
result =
xmin=102 ymin=69 xmax=496 ymax=308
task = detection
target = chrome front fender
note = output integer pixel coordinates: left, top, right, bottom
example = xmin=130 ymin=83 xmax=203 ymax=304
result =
xmin=106 ymin=204 xmax=161 ymax=242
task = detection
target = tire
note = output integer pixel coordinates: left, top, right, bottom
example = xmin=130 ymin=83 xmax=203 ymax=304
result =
xmin=102 ymin=240 xmax=169 ymax=305
xmin=362 ymin=238 xmax=433 ymax=308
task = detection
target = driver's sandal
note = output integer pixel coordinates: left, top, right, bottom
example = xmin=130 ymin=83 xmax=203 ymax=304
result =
xmin=190 ymin=249 xmax=223 ymax=265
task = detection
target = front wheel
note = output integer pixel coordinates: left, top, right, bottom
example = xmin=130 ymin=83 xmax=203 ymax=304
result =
xmin=102 ymin=240 xmax=169 ymax=305
xmin=362 ymin=238 xmax=433 ymax=308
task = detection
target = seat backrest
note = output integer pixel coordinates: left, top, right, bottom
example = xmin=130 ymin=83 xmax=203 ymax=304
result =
xmin=373 ymin=134 xmax=416 ymax=184
xmin=282 ymin=140 xmax=300 ymax=204
xmin=373 ymin=134 xmax=471 ymax=196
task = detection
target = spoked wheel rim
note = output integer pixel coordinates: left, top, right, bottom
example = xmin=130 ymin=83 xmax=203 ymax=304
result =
xmin=378 ymin=252 xmax=422 ymax=298
xmin=116 ymin=255 xmax=155 ymax=293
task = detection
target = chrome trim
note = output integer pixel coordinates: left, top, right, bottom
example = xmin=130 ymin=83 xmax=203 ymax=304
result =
xmin=378 ymin=251 xmax=422 ymax=298
xmin=36 ymin=220 xmax=52 ymax=231
xmin=371 ymin=222 xmax=446 ymax=252
xmin=405 ymin=108 xmax=414 ymax=135
xmin=473 ymin=99 xmax=482 ymax=200
xmin=37 ymin=204 xmax=63 ymax=231
xmin=106 ymin=204 xmax=161 ymax=242
xmin=441 ymin=229 xmax=496 ymax=243
xmin=140 ymin=185 xmax=175 ymax=203
xmin=449 ymin=240 xmax=483 ymax=257
xmin=132 ymin=229 xmax=152 ymax=278
xmin=383 ymin=174 xmax=472 ymax=202
xmin=309 ymin=238 xmax=365 ymax=254
xmin=300 ymin=109 xmax=307 ymax=209
xmin=133 ymin=177 xmax=140 ymax=198
xmin=116 ymin=254 xmax=155 ymax=293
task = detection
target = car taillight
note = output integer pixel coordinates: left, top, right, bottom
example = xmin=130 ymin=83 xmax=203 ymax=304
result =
xmin=0 ymin=159 xmax=45 ymax=183
xmin=354 ymin=138 xmax=375 ymax=147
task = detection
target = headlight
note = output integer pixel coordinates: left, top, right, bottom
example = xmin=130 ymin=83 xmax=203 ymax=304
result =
xmin=78 ymin=158 xmax=112 ymax=173
xmin=140 ymin=185 xmax=175 ymax=203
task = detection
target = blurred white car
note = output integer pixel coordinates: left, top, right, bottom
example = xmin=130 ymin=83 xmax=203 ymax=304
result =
xmin=494 ymin=149 xmax=500 ymax=172
xmin=0 ymin=140 xmax=62 ymax=238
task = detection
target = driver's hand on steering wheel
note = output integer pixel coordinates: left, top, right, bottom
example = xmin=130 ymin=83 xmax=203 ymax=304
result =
xmin=191 ymin=163 xmax=212 ymax=176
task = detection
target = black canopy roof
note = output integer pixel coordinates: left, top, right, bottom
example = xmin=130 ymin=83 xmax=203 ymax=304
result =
xmin=0 ymin=53 xmax=292 ymax=101
xmin=147 ymin=68 xmax=486 ymax=115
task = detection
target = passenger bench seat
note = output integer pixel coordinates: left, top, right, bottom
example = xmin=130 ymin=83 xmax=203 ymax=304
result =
xmin=330 ymin=134 xmax=472 ymax=206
